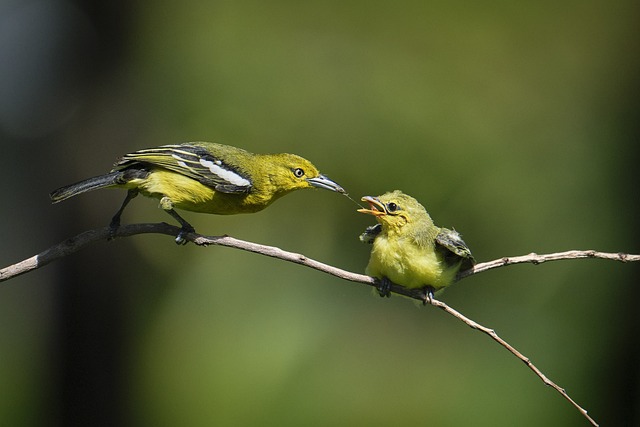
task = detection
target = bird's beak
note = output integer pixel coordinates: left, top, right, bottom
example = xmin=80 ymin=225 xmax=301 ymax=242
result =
xmin=357 ymin=196 xmax=386 ymax=216
xmin=307 ymin=175 xmax=346 ymax=193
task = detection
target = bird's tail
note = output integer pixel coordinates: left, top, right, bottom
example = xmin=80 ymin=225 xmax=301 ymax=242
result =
xmin=50 ymin=171 xmax=125 ymax=203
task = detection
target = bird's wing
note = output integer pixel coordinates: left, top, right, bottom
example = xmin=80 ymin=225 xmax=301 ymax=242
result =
xmin=113 ymin=144 xmax=252 ymax=194
xmin=436 ymin=228 xmax=475 ymax=270
xmin=359 ymin=223 xmax=382 ymax=244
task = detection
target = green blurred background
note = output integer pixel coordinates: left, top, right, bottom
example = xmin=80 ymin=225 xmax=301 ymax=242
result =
xmin=1 ymin=0 xmax=638 ymax=426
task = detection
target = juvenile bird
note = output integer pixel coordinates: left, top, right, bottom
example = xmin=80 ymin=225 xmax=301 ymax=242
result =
xmin=51 ymin=142 xmax=345 ymax=243
xmin=358 ymin=190 xmax=474 ymax=300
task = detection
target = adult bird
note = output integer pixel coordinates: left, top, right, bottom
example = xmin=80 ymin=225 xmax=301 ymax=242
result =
xmin=51 ymin=142 xmax=345 ymax=243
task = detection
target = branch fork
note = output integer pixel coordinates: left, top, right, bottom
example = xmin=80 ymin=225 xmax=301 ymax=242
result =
xmin=3 ymin=222 xmax=637 ymax=426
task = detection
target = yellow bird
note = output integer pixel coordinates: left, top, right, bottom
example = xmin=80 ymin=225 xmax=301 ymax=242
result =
xmin=358 ymin=190 xmax=474 ymax=300
xmin=51 ymin=142 xmax=345 ymax=243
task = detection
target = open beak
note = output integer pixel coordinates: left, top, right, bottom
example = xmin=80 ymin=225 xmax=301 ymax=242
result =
xmin=307 ymin=175 xmax=346 ymax=193
xmin=357 ymin=196 xmax=386 ymax=216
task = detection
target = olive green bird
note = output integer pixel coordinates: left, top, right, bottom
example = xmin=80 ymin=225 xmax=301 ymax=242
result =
xmin=358 ymin=190 xmax=475 ymax=300
xmin=50 ymin=142 xmax=345 ymax=244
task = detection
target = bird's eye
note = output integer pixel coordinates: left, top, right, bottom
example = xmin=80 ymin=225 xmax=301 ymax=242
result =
xmin=387 ymin=202 xmax=398 ymax=212
xmin=293 ymin=168 xmax=305 ymax=178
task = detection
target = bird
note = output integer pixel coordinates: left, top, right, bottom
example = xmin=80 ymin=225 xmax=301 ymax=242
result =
xmin=50 ymin=141 xmax=345 ymax=244
xmin=358 ymin=190 xmax=474 ymax=301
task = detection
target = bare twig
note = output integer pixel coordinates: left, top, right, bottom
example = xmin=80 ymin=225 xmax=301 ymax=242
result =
xmin=0 ymin=223 xmax=174 ymax=282
xmin=0 ymin=223 xmax=378 ymax=286
xmin=427 ymin=298 xmax=599 ymax=426
xmin=458 ymin=250 xmax=639 ymax=280
xmin=2 ymin=223 xmax=635 ymax=426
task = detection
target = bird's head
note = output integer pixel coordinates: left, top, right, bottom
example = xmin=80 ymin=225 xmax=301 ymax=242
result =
xmin=358 ymin=190 xmax=433 ymax=233
xmin=268 ymin=153 xmax=345 ymax=194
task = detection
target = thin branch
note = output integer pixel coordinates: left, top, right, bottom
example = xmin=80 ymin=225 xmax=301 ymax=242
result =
xmin=3 ymin=224 xmax=635 ymax=426
xmin=427 ymin=299 xmax=599 ymax=426
xmin=0 ymin=223 xmax=174 ymax=282
xmin=458 ymin=250 xmax=639 ymax=280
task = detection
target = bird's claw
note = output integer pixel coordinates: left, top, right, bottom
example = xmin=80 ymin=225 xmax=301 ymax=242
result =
xmin=175 ymin=226 xmax=195 ymax=245
xmin=107 ymin=220 xmax=120 ymax=241
xmin=376 ymin=277 xmax=393 ymax=298
xmin=421 ymin=286 xmax=436 ymax=305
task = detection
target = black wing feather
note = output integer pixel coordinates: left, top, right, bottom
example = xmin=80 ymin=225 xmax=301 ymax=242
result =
xmin=113 ymin=144 xmax=253 ymax=194
xmin=436 ymin=228 xmax=475 ymax=270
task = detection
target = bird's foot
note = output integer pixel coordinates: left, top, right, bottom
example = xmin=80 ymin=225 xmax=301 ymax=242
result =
xmin=376 ymin=277 xmax=393 ymax=298
xmin=175 ymin=225 xmax=196 ymax=245
xmin=107 ymin=219 xmax=121 ymax=241
xmin=420 ymin=286 xmax=436 ymax=305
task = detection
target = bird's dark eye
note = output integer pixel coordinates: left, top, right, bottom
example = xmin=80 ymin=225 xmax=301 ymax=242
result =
xmin=293 ymin=168 xmax=305 ymax=178
xmin=387 ymin=202 xmax=398 ymax=212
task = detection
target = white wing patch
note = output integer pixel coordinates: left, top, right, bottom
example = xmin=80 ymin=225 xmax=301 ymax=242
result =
xmin=175 ymin=160 xmax=189 ymax=168
xmin=170 ymin=154 xmax=189 ymax=169
xmin=199 ymin=158 xmax=251 ymax=187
